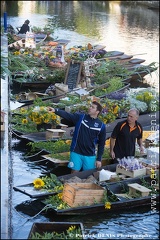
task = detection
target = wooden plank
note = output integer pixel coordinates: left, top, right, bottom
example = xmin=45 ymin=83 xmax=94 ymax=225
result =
xmin=46 ymin=129 xmax=66 ymax=140
xmin=128 ymin=183 xmax=152 ymax=197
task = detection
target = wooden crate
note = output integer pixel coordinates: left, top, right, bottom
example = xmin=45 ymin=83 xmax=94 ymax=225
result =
xmin=62 ymin=183 xmax=105 ymax=207
xmin=116 ymin=165 xmax=146 ymax=178
xmin=28 ymin=222 xmax=84 ymax=239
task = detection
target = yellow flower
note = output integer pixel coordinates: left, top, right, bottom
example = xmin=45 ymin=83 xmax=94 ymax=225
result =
xmin=34 ymin=118 xmax=42 ymax=125
xmin=20 ymin=108 xmax=27 ymax=114
xmin=57 ymin=203 xmax=64 ymax=210
xmin=44 ymin=118 xmax=50 ymax=123
xmin=105 ymin=202 xmax=111 ymax=209
xmin=33 ymin=178 xmax=45 ymax=189
xmin=113 ymin=105 xmax=119 ymax=114
xmin=68 ymin=226 xmax=76 ymax=232
xmin=22 ymin=118 xmax=28 ymax=124
xmin=50 ymin=56 xmax=56 ymax=59
xmin=58 ymin=193 xmax=63 ymax=199
xmin=14 ymin=51 xmax=20 ymax=55
xmin=66 ymin=140 xmax=71 ymax=145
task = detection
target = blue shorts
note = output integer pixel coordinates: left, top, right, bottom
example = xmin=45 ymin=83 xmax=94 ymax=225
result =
xmin=68 ymin=152 xmax=96 ymax=171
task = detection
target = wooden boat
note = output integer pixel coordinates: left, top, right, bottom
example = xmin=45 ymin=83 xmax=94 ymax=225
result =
xmin=13 ymin=164 xmax=117 ymax=198
xmin=28 ymin=222 xmax=84 ymax=239
xmin=125 ymin=64 xmax=158 ymax=81
xmin=50 ymin=175 xmax=159 ymax=215
xmin=11 ymin=111 xmax=159 ymax=141
xmin=98 ymin=83 xmax=130 ymax=99
xmin=8 ymin=33 xmax=48 ymax=49
xmin=11 ymin=91 xmax=68 ymax=105
xmin=11 ymin=79 xmax=53 ymax=91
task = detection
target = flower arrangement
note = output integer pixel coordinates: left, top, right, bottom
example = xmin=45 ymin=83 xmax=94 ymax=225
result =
xmin=33 ymin=174 xmax=63 ymax=192
xmin=27 ymin=106 xmax=60 ymax=126
xmin=126 ymin=88 xmax=159 ymax=113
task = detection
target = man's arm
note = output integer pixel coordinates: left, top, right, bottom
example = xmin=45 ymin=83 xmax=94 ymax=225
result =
xmin=110 ymin=137 xmax=116 ymax=159
xmin=96 ymin=124 xmax=106 ymax=168
xmin=137 ymin=138 xmax=145 ymax=154
xmin=48 ymin=107 xmax=79 ymax=124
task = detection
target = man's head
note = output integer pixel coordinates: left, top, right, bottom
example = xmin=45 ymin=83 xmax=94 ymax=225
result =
xmin=88 ymin=101 xmax=103 ymax=118
xmin=25 ymin=20 xmax=30 ymax=24
xmin=127 ymin=108 xmax=139 ymax=125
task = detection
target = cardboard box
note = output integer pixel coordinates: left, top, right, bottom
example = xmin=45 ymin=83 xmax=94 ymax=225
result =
xmin=62 ymin=183 xmax=105 ymax=207
xmin=116 ymin=166 xmax=146 ymax=178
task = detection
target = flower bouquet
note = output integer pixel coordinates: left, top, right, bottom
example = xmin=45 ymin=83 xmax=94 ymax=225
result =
xmin=26 ymin=106 xmax=61 ymax=130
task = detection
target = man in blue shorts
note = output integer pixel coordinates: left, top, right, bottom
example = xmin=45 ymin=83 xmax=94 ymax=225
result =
xmin=48 ymin=101 xmax=106 ymax=173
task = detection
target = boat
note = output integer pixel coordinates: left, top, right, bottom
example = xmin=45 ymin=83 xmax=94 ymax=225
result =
xmin=13 ymin=163 xmax=159 ymax=216
xmin=123 ymin=64 xmax=158 ymax=81
xmin=98 ymin=83 xmax=130 ymax=99
xmin=13 ymin=164 xmax=117 ymax=198
xmin=8 ymin=33 xmax=48 ymax=49
xmin=11 ymin=110 xmax=159 ymax=142
xmin=50 ymin=175 xmax=159 ymax=215
xmin=28 ymin=222 xmax=85 ymax=239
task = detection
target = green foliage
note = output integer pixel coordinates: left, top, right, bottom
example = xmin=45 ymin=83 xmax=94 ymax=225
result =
xmin=43 ymin=194 xmax=69 ymax=210
xmin=92 ymin=60 xmax=132 ymax=84
xmin=93 ymin=77 xmax=124 ymax=97
xmin=41 ymin=173 xmax=63 ymax=190
xmin=27 ymin=140 xmax=70 ymax=154
xmin=30 ymin=226 xmax=83 ymax=239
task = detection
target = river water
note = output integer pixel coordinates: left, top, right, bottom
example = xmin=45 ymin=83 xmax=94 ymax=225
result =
xmin=2 ymin=1 xmax=159 ymax=239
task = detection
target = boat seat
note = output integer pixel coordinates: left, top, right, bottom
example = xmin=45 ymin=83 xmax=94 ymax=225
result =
xmin=117 ymin=54 xmax=133 ymax=60
xmin=128 ymin=183 xmax=152 ymax=197
xmin=128 ymin=58 xmax=145 ymax=64
xmin=46 ymin=129 xmax=66 ymax=140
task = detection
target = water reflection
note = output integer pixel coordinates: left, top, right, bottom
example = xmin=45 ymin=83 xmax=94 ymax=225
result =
xmin=6 ymin=0 xmax=158 ymax=67
xmin=2 ymin=1 xmax=159 ymax=239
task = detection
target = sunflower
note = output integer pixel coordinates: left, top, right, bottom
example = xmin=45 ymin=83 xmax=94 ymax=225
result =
xmin=105 ymin=201 xmax=111 ymax=209
xmin=58 ymin=192 xmax=63 ymax=199
xmin=22 ymin=118 xmax=28 ymax=124
xmin=33 ymin=178 xmax=45 ymax=189
xmin=20 ymin=108 xmax=27 ymax=114
xmin=68 ymin=226 xmax=76 ymax=232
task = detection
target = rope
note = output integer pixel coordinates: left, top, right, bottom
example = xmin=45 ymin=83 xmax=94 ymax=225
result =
xmin=27 ymin=159 xmax=47 ymax=163
xmin=11 ymin=129 xmax=23 ymax=139
xmin=12 ymin=204 xmax=53 ymax=229
xmin=24 ymin=149 xmax=44 ymax=158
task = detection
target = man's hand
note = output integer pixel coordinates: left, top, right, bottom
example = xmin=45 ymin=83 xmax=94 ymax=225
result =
xmin=96 ymin=161 xmax=102 ymax=169
xmin=110 ymin=150 xmax=115 ymax=159
xmin=139 ymin=146 xmax=145 ymax=154
xmin=47 ymin=107 xmax=55 ymax=112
